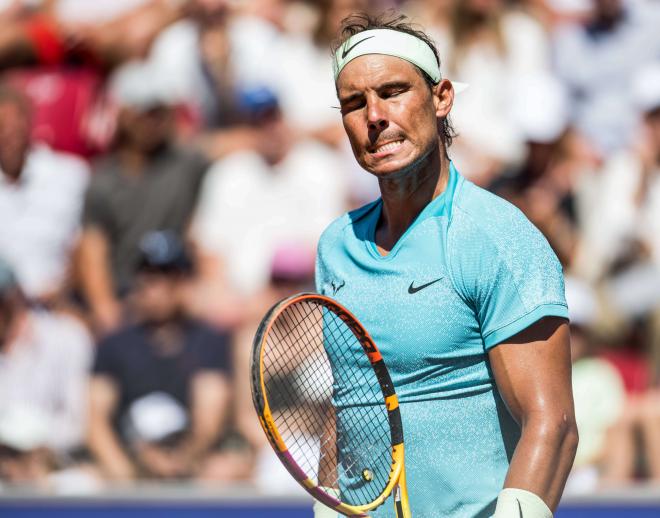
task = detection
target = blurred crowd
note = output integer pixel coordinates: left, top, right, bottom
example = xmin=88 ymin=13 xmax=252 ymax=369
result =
xmin=0 ymin=0 xmax=660 ymax=496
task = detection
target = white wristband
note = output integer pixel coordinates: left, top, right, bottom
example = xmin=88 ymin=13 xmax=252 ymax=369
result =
xmin=493 ymin=488 xmax=553 ymax=518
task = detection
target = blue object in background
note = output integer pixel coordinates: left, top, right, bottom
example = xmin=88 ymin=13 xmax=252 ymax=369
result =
xmin=2 ymin=501 xmax=660 ymax=517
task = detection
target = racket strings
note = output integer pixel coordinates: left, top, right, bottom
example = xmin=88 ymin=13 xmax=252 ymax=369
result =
xmin=261 ymin=299 xmax=393 ymax=506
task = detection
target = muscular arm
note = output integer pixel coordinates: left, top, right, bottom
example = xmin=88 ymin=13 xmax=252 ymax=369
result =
xmin=488 ymin=317 xmax=578 ymax=511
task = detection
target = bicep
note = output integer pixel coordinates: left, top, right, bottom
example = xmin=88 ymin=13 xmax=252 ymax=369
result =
xmin=488 ymin=317 xmax=573 ymax=427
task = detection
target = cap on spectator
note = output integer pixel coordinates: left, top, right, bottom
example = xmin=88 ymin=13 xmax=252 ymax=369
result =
xmin=511 ymin=73 xmax=569 ymax=144
xmin=632 ymin=62 xmax=660 ymax=114
xmin=137 ymin=230 xmax=193 ymax=274
xmin=110 ymin=61 xmax=177 ymax=111
xmin=0 ymin=406 xmax=49 ymax=452
xmin=237 ymin=85 xmax=280 ymax=122
xmin=0 ymin=256 xmax=18 ymax=296
xmin=125 ymin=392 xmax=188 ymax=444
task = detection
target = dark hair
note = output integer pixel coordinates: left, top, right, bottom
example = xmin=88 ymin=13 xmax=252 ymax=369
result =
xmin=332 ymin=11 xmax=457 ymax=148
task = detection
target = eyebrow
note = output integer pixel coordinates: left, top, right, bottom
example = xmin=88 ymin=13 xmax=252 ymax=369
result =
xmin=338 ymin=81 xmax=411 ymax=105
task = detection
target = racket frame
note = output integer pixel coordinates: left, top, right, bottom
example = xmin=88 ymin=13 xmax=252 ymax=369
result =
xmin=251 ymin=293 xmax=410 ymax=517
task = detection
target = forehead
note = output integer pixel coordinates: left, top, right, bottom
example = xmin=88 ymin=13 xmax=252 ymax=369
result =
xmin=336 ymin=54 xmax=425 ymax=94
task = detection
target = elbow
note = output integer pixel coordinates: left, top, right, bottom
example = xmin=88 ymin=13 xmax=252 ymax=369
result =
xmin=526 ymin=411 xmax=579 ymax=460
xmin=564 ymin=418 xmax=579 ymax=464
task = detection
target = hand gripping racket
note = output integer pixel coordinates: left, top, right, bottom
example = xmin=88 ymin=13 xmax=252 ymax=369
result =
xmin=250 ymin=293 xmax=411 ymax=517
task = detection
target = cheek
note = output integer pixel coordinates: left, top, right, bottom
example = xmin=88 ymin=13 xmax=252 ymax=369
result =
xmin=342 ymin=116 xmax=366 ymax=152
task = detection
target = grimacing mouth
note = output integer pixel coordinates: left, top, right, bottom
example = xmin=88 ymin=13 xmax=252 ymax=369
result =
xmin=368 ymin=138 xmax=405 ymax=154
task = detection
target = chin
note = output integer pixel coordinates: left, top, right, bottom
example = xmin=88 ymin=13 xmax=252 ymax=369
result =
xmin=362 ymin=156 xmax=420 ymax=179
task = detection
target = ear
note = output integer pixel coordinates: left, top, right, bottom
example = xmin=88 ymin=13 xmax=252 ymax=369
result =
xmin=432 ymin=79 xmax=454 ymax=119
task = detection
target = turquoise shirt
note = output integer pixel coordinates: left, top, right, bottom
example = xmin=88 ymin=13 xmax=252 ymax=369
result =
xmin=315 ymin=163 xmax=568 ymax=517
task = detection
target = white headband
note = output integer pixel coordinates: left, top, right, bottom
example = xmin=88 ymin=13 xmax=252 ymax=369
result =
xmin=333 ymin=29 xmax=441 ymax=83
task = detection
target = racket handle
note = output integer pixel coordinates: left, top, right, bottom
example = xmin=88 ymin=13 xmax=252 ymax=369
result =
xmin=393 ymin=468 xmax=412 ymax=518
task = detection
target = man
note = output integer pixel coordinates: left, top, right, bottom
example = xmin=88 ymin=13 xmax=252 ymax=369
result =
xmin=0 ymin=85 xmax=89 ymax=303
xmin=78 ymin=62 xmax=208 ymax=333
xmin=553 ymin=0 xmax=660 ymax=156
xmin=87 ymin=231 xmax=233 ymax=480
xmin=314 ymin=14 xmax=577 ymax=518
xmin=0 ymin=257 xmax=92 ymax=475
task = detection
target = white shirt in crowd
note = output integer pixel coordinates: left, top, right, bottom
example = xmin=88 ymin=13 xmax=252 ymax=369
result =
xmin=192 ymin=140 xmax=348 ymax=295
xmin=0 ymin=310 xmax=93 ymax=453
xmin=0 ymin=145 xmax=89 ymax=299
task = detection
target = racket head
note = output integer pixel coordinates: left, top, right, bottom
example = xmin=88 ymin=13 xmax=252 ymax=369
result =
xmin=250 ymin=293 xmax=405 ymax=517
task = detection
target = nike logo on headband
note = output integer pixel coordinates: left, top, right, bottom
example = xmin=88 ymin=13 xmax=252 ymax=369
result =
xmin=341 ymin=36 xmax=375 ymax=59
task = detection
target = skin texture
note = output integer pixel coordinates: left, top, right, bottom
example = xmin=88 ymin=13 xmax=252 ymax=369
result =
xmin=337 ymin=55 xmax=454 ymax=252
xmin=337 ymin=53 xmax=577 ymax=510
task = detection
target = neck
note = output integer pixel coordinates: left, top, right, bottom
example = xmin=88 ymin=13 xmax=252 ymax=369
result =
xmin=375 ymin=145 xmax=450 ymax=254
xmin=118 ymin=146 xmax=149 ymax=175
xmin=0 ymin=307 xmax=28 ymax=355
xmin=0 ymin=155 xmax=26 ymax=184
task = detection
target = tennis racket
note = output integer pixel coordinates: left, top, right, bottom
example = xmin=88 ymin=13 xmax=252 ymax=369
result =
xmin=250 ymin=293 xmax=411 ymax=517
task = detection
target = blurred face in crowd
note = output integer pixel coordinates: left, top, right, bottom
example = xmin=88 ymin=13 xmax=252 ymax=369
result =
xmin=0 ymin=96 xmax=31 ymax=181
xmin=593 ymin=0 xmax=623 ymax=23
xmin=132 ymin=272 xmax=185 ymax=324
xmin=464 ymin=0 xmax=502 ymax=16
xmin=117 ymin=105 xmax=174 ymax=154
xmin=337 ymin=54 xmax=452 ymax=179
xmin=254 ymin=106 xmax=291 ymax=165
xmin=190 ymin=0 xmax=230 ymax=24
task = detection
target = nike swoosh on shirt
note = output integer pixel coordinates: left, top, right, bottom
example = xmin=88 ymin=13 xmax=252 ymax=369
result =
xmin=407 ymin=277 xmax=443 ymax=294
xmin=517 ymin=498 xmax=523 ymax=518
xmin=341 ymin=36 xmax=375 ymax=59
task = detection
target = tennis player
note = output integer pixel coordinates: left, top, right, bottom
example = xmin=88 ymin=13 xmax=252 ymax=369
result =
xmin=314 ymin=13 xmax=578 ymax=518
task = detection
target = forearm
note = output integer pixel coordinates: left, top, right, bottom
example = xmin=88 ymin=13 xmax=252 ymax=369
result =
xmin=77 ymin=229 xmax=121 ymax=329
xmin=186 ymin=373 xmax=231 ymax=460
xmin=504 ymin=413 xmax=578 ymax=510
xmin=88 ymin=421 xmax=136 ymax=480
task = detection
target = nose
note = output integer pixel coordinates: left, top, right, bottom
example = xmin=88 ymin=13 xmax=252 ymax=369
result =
xmin=366 ymin=96 xmax=388 ymax=132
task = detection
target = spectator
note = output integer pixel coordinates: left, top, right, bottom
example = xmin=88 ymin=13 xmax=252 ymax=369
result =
xmin=78 ymin=62 xmax=208 ymax=333
xmin=563 ymin=277 xmax=625 ymax=493
xmin=573 ymin=62 xmax=660 ymax=286
xmin=87 ymin=231 xmax=233 ymax=481
xmin=0 ymin=84 xmax=89 ymax=304
xmin=0 ymin=0 xmax=185 ymax=158
xmin=190 ymin=87 xmax=347 ymax=320
xmin=552 ymin=0 xmax=660 ymax=157
xmin=0 ymin=257 xmax=93 ymax=481
xmin=429 ymin=0 xmax=552 ymax=183
xmin=190 ymin=88 xmax=347 ymax=450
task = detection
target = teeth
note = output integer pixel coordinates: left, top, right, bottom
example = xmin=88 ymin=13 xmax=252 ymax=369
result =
xmin=375 ymin=140 xmax=403 ymax=153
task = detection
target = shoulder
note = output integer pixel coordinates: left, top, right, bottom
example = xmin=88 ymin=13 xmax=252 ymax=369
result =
xmin=97 ymin=324 xmax=143 ymax=353
xmin=30 ymin=146 xmax=90 ymax=188
xmin=317 ymin=200 xmax=379 ymax=256
xmin=164 ymin=145 xmax=208 ymax=173
xmin=204 ymin=151 xmax=265 ymax=186
xmin=32 ymin=311 xmax=92 ymax=354
xmin=451 ymin=179 xmax=547 ymax=246
xmin=448 ymin=180 xmax=563 ymax=289
xmin=34 ymin=145 xmax=89 ymax=172
xmin=187 ymin=319 xmax=231 ymax=344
